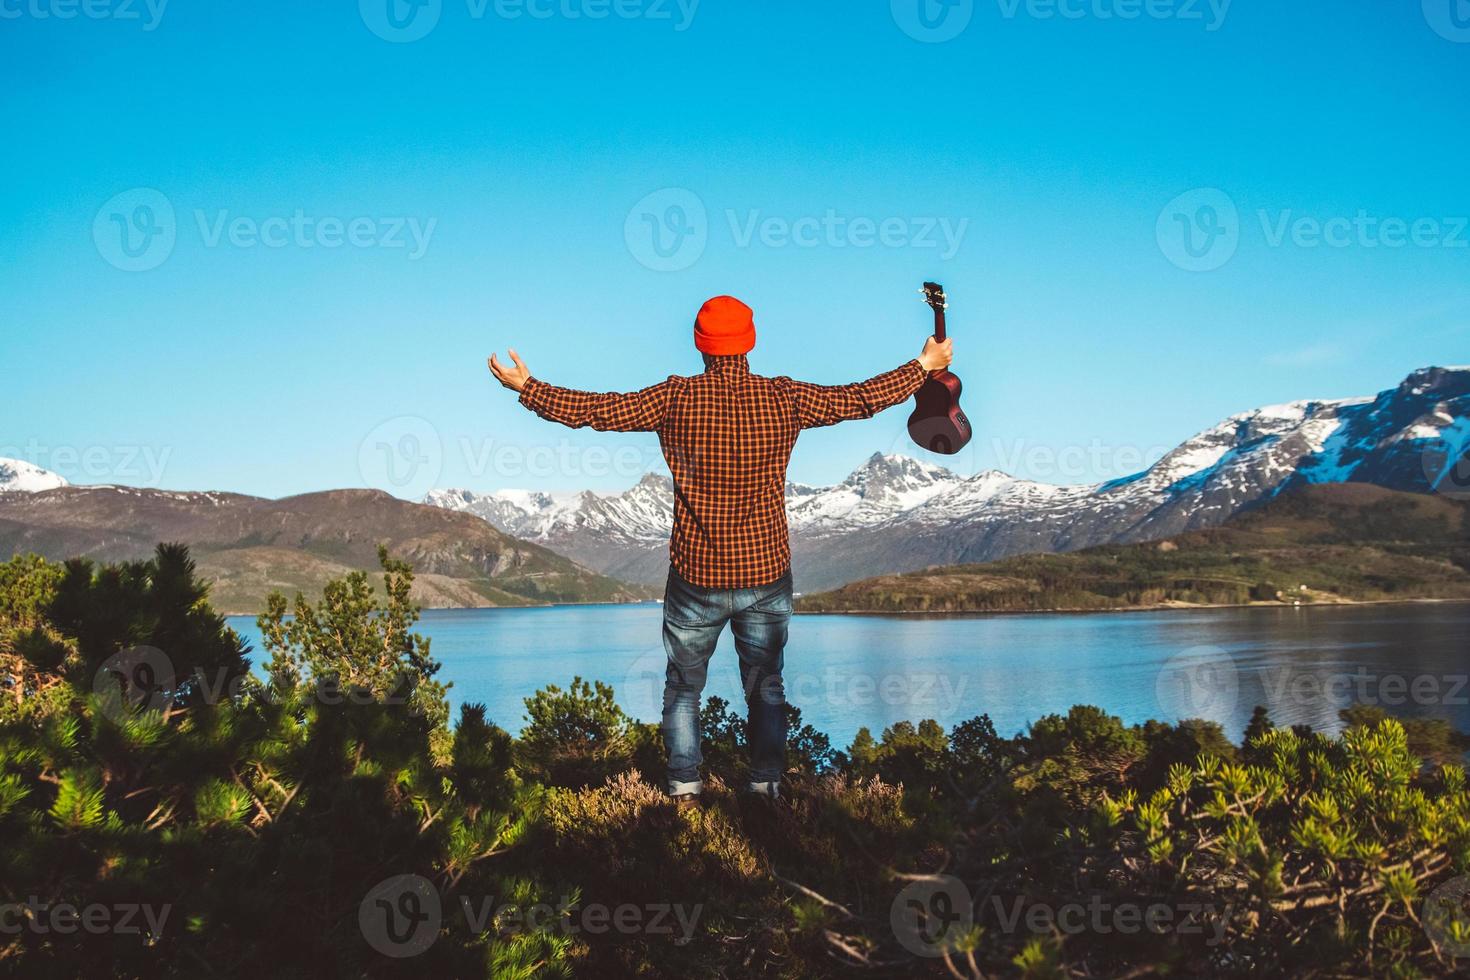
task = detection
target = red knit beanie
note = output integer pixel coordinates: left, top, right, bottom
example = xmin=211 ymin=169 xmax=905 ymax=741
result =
xmin=694 ymin=295 xmax=755 ymax=355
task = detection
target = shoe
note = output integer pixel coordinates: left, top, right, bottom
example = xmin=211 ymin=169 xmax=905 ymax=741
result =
xmin=671 ymin=793 xmax=702 ymax=811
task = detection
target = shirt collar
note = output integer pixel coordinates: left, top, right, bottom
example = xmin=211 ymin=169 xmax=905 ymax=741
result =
xmin=703 ymin=354 xmax=750 ymax=377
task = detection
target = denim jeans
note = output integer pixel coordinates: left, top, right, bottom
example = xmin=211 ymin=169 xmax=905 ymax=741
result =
xmin=661 ymin=567 xmax=792 ymax=795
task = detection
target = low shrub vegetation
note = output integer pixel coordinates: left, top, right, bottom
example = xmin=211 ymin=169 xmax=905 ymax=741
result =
xmin=1 ymin=548 xmax=1467 ymax=978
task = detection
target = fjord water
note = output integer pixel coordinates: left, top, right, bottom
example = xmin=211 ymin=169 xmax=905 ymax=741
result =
xmin=227 ymin=603 xmax=1470 ymax=748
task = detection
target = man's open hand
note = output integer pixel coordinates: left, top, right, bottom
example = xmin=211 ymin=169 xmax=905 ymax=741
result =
xmin=489 ymin=349 xmax=532 ymax=392
xmin=918 ymin=335 xmax=953 ymax=373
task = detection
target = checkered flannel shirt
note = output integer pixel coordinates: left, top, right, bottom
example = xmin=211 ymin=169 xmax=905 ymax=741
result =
xmin=518 ymin=354 xmax=926 ymax=589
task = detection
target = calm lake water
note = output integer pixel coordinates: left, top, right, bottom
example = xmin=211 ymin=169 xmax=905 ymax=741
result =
xmin=226 ymin=602 xmax=1470 ymax=749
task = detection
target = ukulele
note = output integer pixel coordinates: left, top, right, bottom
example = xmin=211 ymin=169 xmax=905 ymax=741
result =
xmin=906 ymin=281 xmax=972 ymax=455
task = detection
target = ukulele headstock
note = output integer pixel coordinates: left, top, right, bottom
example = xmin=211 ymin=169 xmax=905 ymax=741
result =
xmin=920 ymin=281 xmax=948 ymax=311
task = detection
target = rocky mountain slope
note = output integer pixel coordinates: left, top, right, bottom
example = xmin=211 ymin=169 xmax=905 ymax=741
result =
xmin=0 ymin=485 xmax=651 ymax=614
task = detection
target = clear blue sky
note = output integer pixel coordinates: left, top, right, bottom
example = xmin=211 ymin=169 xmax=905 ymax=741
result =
xmin=3 ymin=0 xmax=1466 ymax=499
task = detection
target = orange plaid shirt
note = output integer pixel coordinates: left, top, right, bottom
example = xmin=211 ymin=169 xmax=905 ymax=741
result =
xmin=518 ymin=354 xmax=927 ymax=588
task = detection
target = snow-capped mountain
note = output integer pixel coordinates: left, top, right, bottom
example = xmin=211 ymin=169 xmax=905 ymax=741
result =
xmin=427 ymin=366 xmax=1470 ymax=591
xmin=0 ymin=458 xmax=67 ymax=494
xmin=426 ymin=473 xmax=676 ymax=584
xmin=785 ymin=454 xmax=968 ymax=533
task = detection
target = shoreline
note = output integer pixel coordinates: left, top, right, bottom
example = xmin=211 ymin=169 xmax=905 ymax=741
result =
xmin=791 ymin=595 xmax=1470 ymax=620
xmin=220 ymin=595 xmax=1470 ymax=621
xmin=219 ymin=597 xmax=663 ymax=619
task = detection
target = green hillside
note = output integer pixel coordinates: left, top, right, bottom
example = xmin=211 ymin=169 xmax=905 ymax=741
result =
xmin=798 ymin=484 xmax=1470 ymax=614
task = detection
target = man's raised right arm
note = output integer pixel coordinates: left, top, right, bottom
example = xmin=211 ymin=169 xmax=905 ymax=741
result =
xmin=788 ymin=336 xmax=953 ymax=429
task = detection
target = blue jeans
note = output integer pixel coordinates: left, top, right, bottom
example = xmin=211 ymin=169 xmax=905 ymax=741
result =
xmin=661 ymin=568 xmax=792 ymax=795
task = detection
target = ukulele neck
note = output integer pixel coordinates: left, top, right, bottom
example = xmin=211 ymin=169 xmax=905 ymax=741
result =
xmin=922 ymin=281 xmax=948 ymax=343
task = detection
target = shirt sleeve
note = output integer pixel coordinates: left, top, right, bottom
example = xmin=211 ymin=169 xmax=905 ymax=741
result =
xmin=517 ymin=376 xmax=677 ymax=432
xmin=787 ymin=359 xmax=927 ymax=430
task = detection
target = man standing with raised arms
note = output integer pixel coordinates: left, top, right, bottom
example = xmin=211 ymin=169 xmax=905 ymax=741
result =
xmin=490 ymin=296 xmax=953 ymax=806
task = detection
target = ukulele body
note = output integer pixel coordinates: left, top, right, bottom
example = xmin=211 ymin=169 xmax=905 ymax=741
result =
xmin=906 ymin=282 xmax=973 ymax=456
xmin=907 ymin=370 xmax=971 ymax=455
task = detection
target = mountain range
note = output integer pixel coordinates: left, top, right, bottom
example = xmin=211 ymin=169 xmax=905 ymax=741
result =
xmin=426 ymin=366 xmax=1470 ymax=592
xmin=796 ymin=483 xmax=1470 ymax=613
xmin=0 ymin=485 xmax=650 ymax=614
xmin=4 ymin=366 xmax=1466 ymax=604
